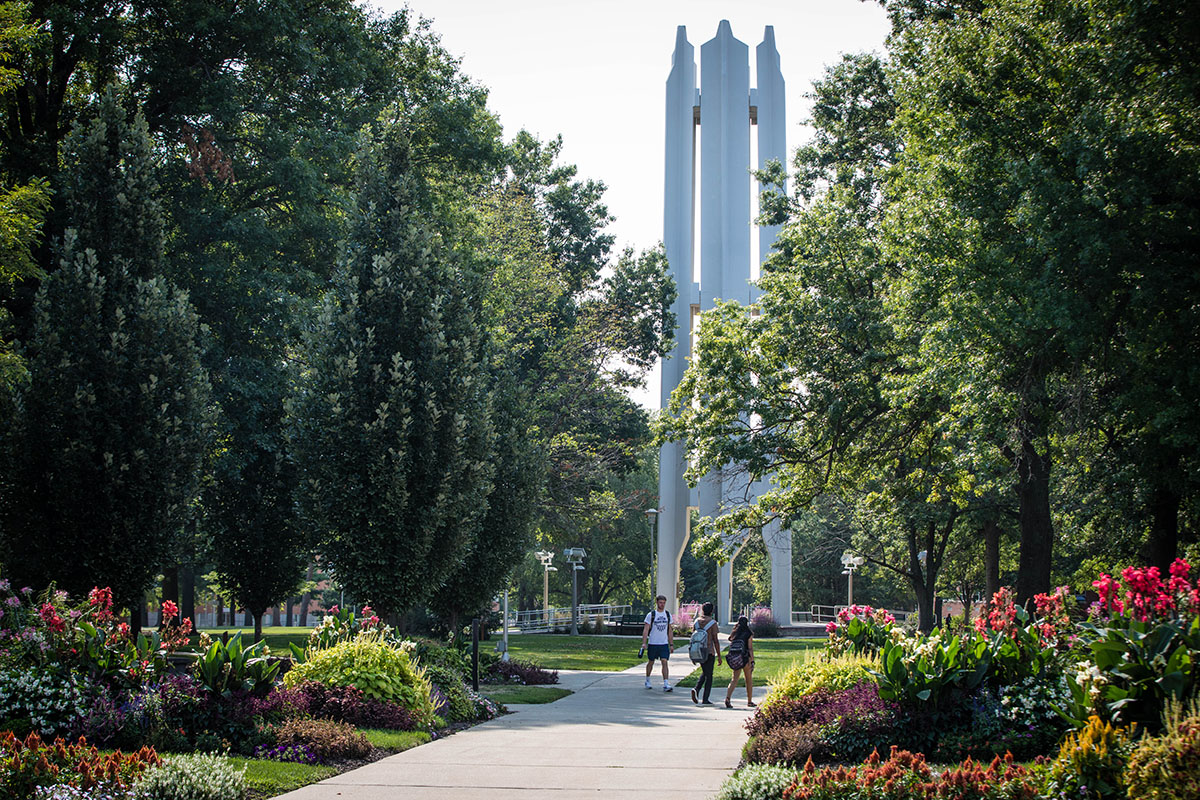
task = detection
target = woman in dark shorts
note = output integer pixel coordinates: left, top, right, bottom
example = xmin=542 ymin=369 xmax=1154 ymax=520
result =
xmin=723 ymin=615 xmax=755 ymax=708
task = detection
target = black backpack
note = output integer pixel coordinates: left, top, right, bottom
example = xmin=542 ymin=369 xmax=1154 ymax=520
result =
xmin=726 ymin=637 xmax=747 ymax=669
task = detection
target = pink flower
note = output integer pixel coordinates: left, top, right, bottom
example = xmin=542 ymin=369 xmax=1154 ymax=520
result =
xmin=825 ymin=621 xmax=837 ymax=634
xmin=161 ymin=600 xmax=179 ymax=622
xmin=327 ymin=605 xmax=339 ymax=615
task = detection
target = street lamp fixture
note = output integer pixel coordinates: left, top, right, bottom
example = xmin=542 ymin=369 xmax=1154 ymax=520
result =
xmin=644 ymin=508 xmax=660 ymax=599
xmin=535 ymin=550 xmax=556 ymax=627
xmin=564 ymin=547 xmax=587 ymax=636
xmin=840 ymin=551 xmax=865 ymax=607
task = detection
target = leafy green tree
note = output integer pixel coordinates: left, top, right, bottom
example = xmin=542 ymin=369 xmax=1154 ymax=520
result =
xmin=290 ymin=116 xmax=494 ymax=619
xmin=885 ymin=0 xmax=1200 ymax=594
xmin=0 ymin=92 xmax=210 ymax=614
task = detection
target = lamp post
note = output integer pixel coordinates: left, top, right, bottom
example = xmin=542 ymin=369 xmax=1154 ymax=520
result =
xmin=644 ymin=508 xmax=659 ymax=598
xmin=564 ymin=547 xmax=587 ymax=636
xmin=535 ymin=550 xmax=556 ymax=626
xmin=841 ymin=552 xmax=864 ymax=607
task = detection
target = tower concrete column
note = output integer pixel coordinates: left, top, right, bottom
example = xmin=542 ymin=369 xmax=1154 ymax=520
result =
xmin=659 ymin=21 xmax=790 ymax=626
xmin=657 ymin=26 xmax=696 ymax=615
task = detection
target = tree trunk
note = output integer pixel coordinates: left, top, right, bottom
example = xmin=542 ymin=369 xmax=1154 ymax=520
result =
xmin=181 ymin=564 xmax=196 ymax=629
xmin=271 ymin=604 xmax=282 ymax=627
xmin=299 ymin=562 xmax=315 ymax=627
xmin=215 ymin=594 xmax=224 ymax=628
xmin=244 ymin=607 xmax=253 ymax=627
xmin=1141 ymin=473 xmax=1180 ymax=570
xmin=286 ymin=598 xmax=294 ymax=627
xmin=983 ymin=520 xmax=1001 ymax=601
xmin=253 ymin=610 xmax=264 ymax=642
xmin=162 ymin=566 xmax=179 ymax=628
xmin=1013 ymin=423 xmax=1054 ymax=606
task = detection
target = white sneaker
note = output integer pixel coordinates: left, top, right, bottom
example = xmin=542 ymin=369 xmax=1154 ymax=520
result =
xmin=663 ymin=683 xmax=673 ymax=692
xmin=644 ymin=679 xmax=652 ymax=689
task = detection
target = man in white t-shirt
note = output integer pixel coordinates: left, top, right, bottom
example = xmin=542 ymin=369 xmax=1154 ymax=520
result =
xmin=641 ymin=594 xmax=674 ymax=691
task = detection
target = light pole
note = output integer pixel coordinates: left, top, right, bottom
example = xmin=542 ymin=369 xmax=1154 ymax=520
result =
xmin=841 ymin=552 xmax=864 ymax=607
xmin=535 ymin=551 xmax=556 ymax=626
xmin=644 ymin=508 xmax=659 ymax=598
xmin=564 ymin=547 xmax=587 ymax=636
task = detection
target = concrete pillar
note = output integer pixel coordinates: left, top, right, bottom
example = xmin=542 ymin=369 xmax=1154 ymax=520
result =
xmin=764 ymin=517 xmax=792 ymax=626
xmin=657 ymin=26 xmax=696 ymax=615
xmin=659 ymin=21 xmax=790 ymax=625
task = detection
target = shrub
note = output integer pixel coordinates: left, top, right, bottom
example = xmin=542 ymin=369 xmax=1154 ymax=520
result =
xmin=1042 ymin=715 xmax=1135 ymax=800
xmin=713 ymin=763 xmax=798 ymax=800
xmin=271 ymin=717 xmax=372 ymax=763
xmin=424 ymin=664 xmax=474 ymax=723
xmin=134 ymin=752 xmax=246 ymax=800
xmin=0 ymin=730 xmax=159 ymax=799
xmin=1124 ymin=700 xmax=1200 ymax=800
xmin=745 ymin=721 xmax=823 ymax=766
xmin=485 ymin=658 xmax=558 ymax=685
xmin=191 ymin=632 xmax=278 ymax=698
xmin=780 ymin=746 xmax=1040 ymax=800
xmin=0 ymin=664 xmax=89 ymax=737
xmin=468 ymin=690 xmax=505 ymax=721
xmin=283 ymin=631 xmax=435 ymax=726
xmin=824 ymin=605 xmax=896 ymax=658
xmin=251 ymin=742 xmax=320 ymax=765
xmin=750 ymin=607 xmax=780 ymax=638
xmin=407 ymin=637 xmax=468 ymax=675
xmin=761 ymin=654 xmax=874 ymax=711
xmin=285 ymin=681 xmax=418 ymax=731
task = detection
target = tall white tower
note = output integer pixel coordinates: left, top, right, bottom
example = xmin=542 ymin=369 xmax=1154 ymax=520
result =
xmin=658 ymin=22 xmax=792 ymax=625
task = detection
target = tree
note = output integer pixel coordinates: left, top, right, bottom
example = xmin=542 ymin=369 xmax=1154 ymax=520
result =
xmin=884 ymin=0 xmax=1200 ymax=596
xmin=290 ymin=115 xmax=494 ymax=619
xmin=0 ymin=92 xmax=210 ymax=614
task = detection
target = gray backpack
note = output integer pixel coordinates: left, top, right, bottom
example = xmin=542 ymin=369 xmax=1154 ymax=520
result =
xmin=689 ymin=619 xmax=715 ymax=663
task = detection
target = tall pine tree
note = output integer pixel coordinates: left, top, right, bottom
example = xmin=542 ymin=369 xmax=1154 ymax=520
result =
xmin=290 ymin=114 xmax=494 ymax=618
xmin=0 ymin=90 xmax=210 ymax=613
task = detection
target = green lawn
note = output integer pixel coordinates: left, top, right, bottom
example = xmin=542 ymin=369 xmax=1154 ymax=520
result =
xmin=232 ymin=728 xmax=429 ymax=799
xmin=231 ymin=757 xmax=338 ymax=799
xmin=479 ymin=684 xmax=572 ymax=704
xmin=503 ymin=634 xmax=647 ymax=671
xmin=674 ymin=638 xmax=825 ymax=689
xmin=192 ymin=625 xmax=312 ymax=651
xmin=360 ymin=728 xmax=432 ymax=750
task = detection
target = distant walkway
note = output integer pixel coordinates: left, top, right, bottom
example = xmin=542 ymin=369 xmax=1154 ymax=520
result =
xmin=275 ymin=652 xmax=754 ymax=799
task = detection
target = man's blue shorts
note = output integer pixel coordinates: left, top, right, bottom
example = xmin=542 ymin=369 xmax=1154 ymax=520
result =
xmin=646 ymin=644 xmax=671 ymax=662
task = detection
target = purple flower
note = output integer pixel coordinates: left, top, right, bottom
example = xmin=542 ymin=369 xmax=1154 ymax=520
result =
xmin=5 ymin=597 xmax=19 ymax=608
xmin=20 ymin=586 xmax=31 ymax=595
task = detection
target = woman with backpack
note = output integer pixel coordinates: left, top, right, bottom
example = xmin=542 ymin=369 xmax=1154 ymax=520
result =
xmin=723 ymin=615 xmax=755 ymax=708
xmin=689 ymin=602 xmax=722 ymax=705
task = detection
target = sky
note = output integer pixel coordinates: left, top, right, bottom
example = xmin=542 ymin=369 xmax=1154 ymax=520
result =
xmin=373 ymin=0 xmax=894 ymax=407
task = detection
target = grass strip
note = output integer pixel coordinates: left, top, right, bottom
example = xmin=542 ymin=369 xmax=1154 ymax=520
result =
xmin=480 ymin=685 xmax=572 ymax=704
xmin=359 ymin=728 xmax=432 ymax=750
xmin=229 ymin=756 xmax=338 ymax=797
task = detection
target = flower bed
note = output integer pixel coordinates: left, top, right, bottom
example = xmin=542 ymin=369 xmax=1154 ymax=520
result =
xmin=717 ymin=558 xmax=1200 ymax=800
xmin=0 ymin=584 xmax=540 ymax=797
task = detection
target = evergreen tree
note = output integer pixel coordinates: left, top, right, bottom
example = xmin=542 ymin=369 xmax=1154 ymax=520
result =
xmin=0 ymin=91 xmax=210 ymax=612
xmin=290 ymin=116 xmax=494 ymax=618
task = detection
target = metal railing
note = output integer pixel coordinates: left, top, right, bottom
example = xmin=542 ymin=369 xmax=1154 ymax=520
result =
xmin=506 ymin=603 xmax=632 ymax=633
xmin=803 ymin=605 xmax=913 ymax=625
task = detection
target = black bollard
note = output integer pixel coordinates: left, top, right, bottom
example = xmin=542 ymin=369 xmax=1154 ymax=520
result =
xmin=471 ymin=617 xmax=480 ymax=691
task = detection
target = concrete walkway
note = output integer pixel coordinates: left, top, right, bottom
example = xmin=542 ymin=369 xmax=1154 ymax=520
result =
xmin=274 ymin=654 xmax=755 ymax=799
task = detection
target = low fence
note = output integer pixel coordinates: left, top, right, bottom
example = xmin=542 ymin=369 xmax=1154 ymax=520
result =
xmin=798 ymin=605 xmax=913 ymax=625
xmin=505 ymin=603 xmax=632 ymax=633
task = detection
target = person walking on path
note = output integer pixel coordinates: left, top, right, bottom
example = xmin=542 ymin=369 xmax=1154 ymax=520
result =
xmin=641 ymin=594 xmax=674 ymax=691
xmin=723 ymin=614 xmax=755 ymax=708
xmin=689 ymin=601 xmax=722 ymax=705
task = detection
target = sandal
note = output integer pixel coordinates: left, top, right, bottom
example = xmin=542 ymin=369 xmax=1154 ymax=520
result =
xmin=747 ymin=701 xmax=757 ymax=707
xmin=724 ymin=698 xmax=732 ymax=708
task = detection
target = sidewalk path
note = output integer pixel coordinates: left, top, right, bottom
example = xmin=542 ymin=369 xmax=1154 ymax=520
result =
xmin=274 ymin=653 xmax=754 ymax=799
